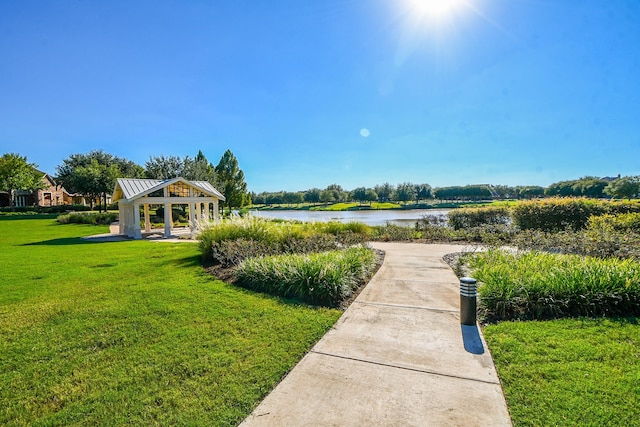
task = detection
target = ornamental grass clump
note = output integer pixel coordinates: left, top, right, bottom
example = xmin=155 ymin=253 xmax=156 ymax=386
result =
xmin=235 ymin=247 xmax=377 ymax=306
xmin=198 ymin=217 xmax=369 ymax=265
xmin=470 ymin=249 xmax=640 ymax=321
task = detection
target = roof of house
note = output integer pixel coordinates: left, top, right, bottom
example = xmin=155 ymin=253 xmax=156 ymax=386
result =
xmin=113 ymin=177 xmax=225 ymax=202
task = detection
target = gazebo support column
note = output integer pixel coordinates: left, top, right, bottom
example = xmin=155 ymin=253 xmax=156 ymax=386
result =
xmin=125 ymin=204 xmax=134 ymax=237
xmin=203 ymin=202 xmax=210 ymax=224
xmin=133 ymin=203 xmax=142 ymax=239
xmin=189 ymin=202 xmax=196 ymax=232
xmin=118 ymin=203 xmax=125 ymax=235
xmin=195 ymin=202 xmax=202 ymax=230
xmin=144 ymin=204 xmax=151 ymax=233
xmin=164 ymin=202 xmax=172 ymax=237
xmin=213 ymin=200 xmax=219 ymax=222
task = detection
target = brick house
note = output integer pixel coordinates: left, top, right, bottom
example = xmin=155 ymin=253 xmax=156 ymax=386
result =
xmin=3 ymin=172 xmax=84 ymax=208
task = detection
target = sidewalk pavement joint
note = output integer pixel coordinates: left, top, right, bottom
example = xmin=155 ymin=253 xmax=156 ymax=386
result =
xmin=241 ymin=242 xmax=512 ymax=427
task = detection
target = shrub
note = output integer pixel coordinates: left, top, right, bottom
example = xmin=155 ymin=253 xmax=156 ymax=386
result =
xmin=588 ymin=212 xmax=640 ymax=233
xmin=469 ymin=249 xmax=640 ymax=321
xmin=512 ymin=198 xmax=606 ymax=231
xmin=235 ymin=247 xmax=378 ymax=306
xmin=371 ymin=223 xmax=419 ymax=241
xmin=513 ymin=227 xmax=640 ymax=260
xmin=57 ymin=212 xmax=118 ymax=225
xmin=316 ymin=221 xmax=373 ymax=237
xmin=448 ymin=207 xmax=511 ymax=230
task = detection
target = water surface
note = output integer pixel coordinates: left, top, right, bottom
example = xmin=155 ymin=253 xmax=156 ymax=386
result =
xmin=249 ymin=209 xmax=449 ymax=227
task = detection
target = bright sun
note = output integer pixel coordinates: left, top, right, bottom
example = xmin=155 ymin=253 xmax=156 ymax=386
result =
xmin=410 ymin=0 xmax=463 ymax=19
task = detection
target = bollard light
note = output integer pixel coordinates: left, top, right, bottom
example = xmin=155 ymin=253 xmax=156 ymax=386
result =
xmin=460 ymin=277 xmax=477 ymax=326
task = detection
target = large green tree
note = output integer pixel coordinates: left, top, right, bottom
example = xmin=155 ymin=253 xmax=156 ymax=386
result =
xmin=395 ymin=182 xmax=417 ymax=203
xmin=0 ymin=153 xmax=44 ymax=206
xmin=374 ymin=183 xmax=394 ymax=202
xmin=146 ymin=150 xmax=217 ymax=184
xmin=56 ymin=150 xmax=144 ymax=211
xmin=604 ymin=176 xmax=640 ymax=200
xmin=215 ymin=149 xmax=248 ymax=211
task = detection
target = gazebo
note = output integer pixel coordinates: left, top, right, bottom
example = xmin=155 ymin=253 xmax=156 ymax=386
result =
xmin=112 ymin=177 xmax=225 ymax=239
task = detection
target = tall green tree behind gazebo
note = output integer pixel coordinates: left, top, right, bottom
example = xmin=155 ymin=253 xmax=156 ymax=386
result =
xmin=215 ymin=149 xmax=248 ymax=212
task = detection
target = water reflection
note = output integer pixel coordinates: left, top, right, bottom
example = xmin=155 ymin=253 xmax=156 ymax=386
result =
xmin=249 ymin=209 xmax=449 ymax=227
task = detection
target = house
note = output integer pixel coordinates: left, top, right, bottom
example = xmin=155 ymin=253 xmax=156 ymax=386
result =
xmin=6 ymin=173 xmax=82 ymax=208
xmin=112 ymin=177 xmax=225 ymax=239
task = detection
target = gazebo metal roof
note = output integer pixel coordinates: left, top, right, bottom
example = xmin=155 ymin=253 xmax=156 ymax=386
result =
xmin=113 ymin=177 xmax=225 ymax=202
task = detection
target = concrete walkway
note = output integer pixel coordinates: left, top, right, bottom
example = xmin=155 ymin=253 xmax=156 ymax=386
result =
xmin=241 ymin=242 xmax=512 ymax=427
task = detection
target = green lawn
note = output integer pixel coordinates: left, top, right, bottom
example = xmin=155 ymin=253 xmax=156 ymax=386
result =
xmin=484 ymin=318 xmax=640 ymax=426
xmin=0 ymin=215 xmax=341 ymax=426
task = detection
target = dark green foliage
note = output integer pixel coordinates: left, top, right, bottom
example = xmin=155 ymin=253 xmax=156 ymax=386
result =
xmin=215 ymin=149 xmax=249 ymax=210
xmin=0 ymin=153 xmax=44 ymax=206
xmin=433 ymin=185 xmax=492 ymax=201
xmin=512 ymin=198 xmax=640 ymax=231
xmin=448 ymin=206 xmax=511 ymax=230
xmin=154 ymin=206 xmax=188 ymax=223
xmin=512 ymin=198 xmax=606 ymax=231
xmin=604 ymin=176 xmax=640 ymax=199
xmin=56 ymin=150 xmax=144 ymax=211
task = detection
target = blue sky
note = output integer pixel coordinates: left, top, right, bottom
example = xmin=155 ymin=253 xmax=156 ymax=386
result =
xmin=1 ymin=0 xmax=639 ymax=192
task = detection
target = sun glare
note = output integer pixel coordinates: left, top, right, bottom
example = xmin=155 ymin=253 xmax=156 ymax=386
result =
xmin=411 ymin=0 xmax=463 ymax=19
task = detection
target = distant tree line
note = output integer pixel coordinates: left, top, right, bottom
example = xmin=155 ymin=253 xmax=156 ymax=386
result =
xmin=0 ymin=149 xmax=250 ymax=211
xmin=2 ymin=149 xmax=639 ymax=210
xmin=251 ymin=176 xmax=640 ymax=206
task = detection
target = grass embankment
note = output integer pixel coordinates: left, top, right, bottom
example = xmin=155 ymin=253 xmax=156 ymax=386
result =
xmin=0 ymin=216 xmax=341 ymax=426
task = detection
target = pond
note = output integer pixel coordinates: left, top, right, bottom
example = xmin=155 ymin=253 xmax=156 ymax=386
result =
xmin=248 ymin=208 xmax=449 ymax=227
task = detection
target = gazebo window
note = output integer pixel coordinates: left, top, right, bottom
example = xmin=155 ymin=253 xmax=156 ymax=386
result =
xmin=149 ymin=189 xmax=164 ymax=197
xmin=168 ymin=182 xmax=191 ymax=197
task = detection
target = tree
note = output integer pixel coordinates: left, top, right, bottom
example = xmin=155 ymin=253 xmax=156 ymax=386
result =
xmin=283 ymin=191 xmax=303 ymax=206
xmin=414 ymin=184 xmax=432 ymax=203
xmin=215 ymin=149 xmax=249 ymax=211
xmin=304 ymin=188 xmax=321 ymax=205
xmin=0 ymin=153 xmax=44 ymax=206
xmin=57 ymin=150 xmax=144 ymax=211
xmin=364 ymin=188 xmax=378 ymax=204
xmin=374 ymin=183 xmax=394 ymax=202
xmin=184 ymin=150 xmax=217 ymax=184
xmin=351 ymin=187 xmax=368 ymax=205
xmin=517 ymin=186 xmax=545 ymax=199
xmin=604 ymin=176 xmax=640 ymax=200
xmin=325 ymin=184 xmax=345 ymax=203
xmin=395 ymin=182 xmax=417 ymax=204
xmin=145 ymin=155 xmax=185 ymax=180
xmin=146 ymin=151 xmax=217 ymax=185
xmin=320 ymin=189 xmax=335 ymax=204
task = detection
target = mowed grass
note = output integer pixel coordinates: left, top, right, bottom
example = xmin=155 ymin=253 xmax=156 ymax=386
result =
xmin=484 ymin=318 xmax=640 ymax=426
xmin=0 ymin=216 xmax=341 ymax=426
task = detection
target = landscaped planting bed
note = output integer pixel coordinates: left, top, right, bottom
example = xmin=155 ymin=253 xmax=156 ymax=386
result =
xmin=468 ymin=249 xmax=640 ymax=321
